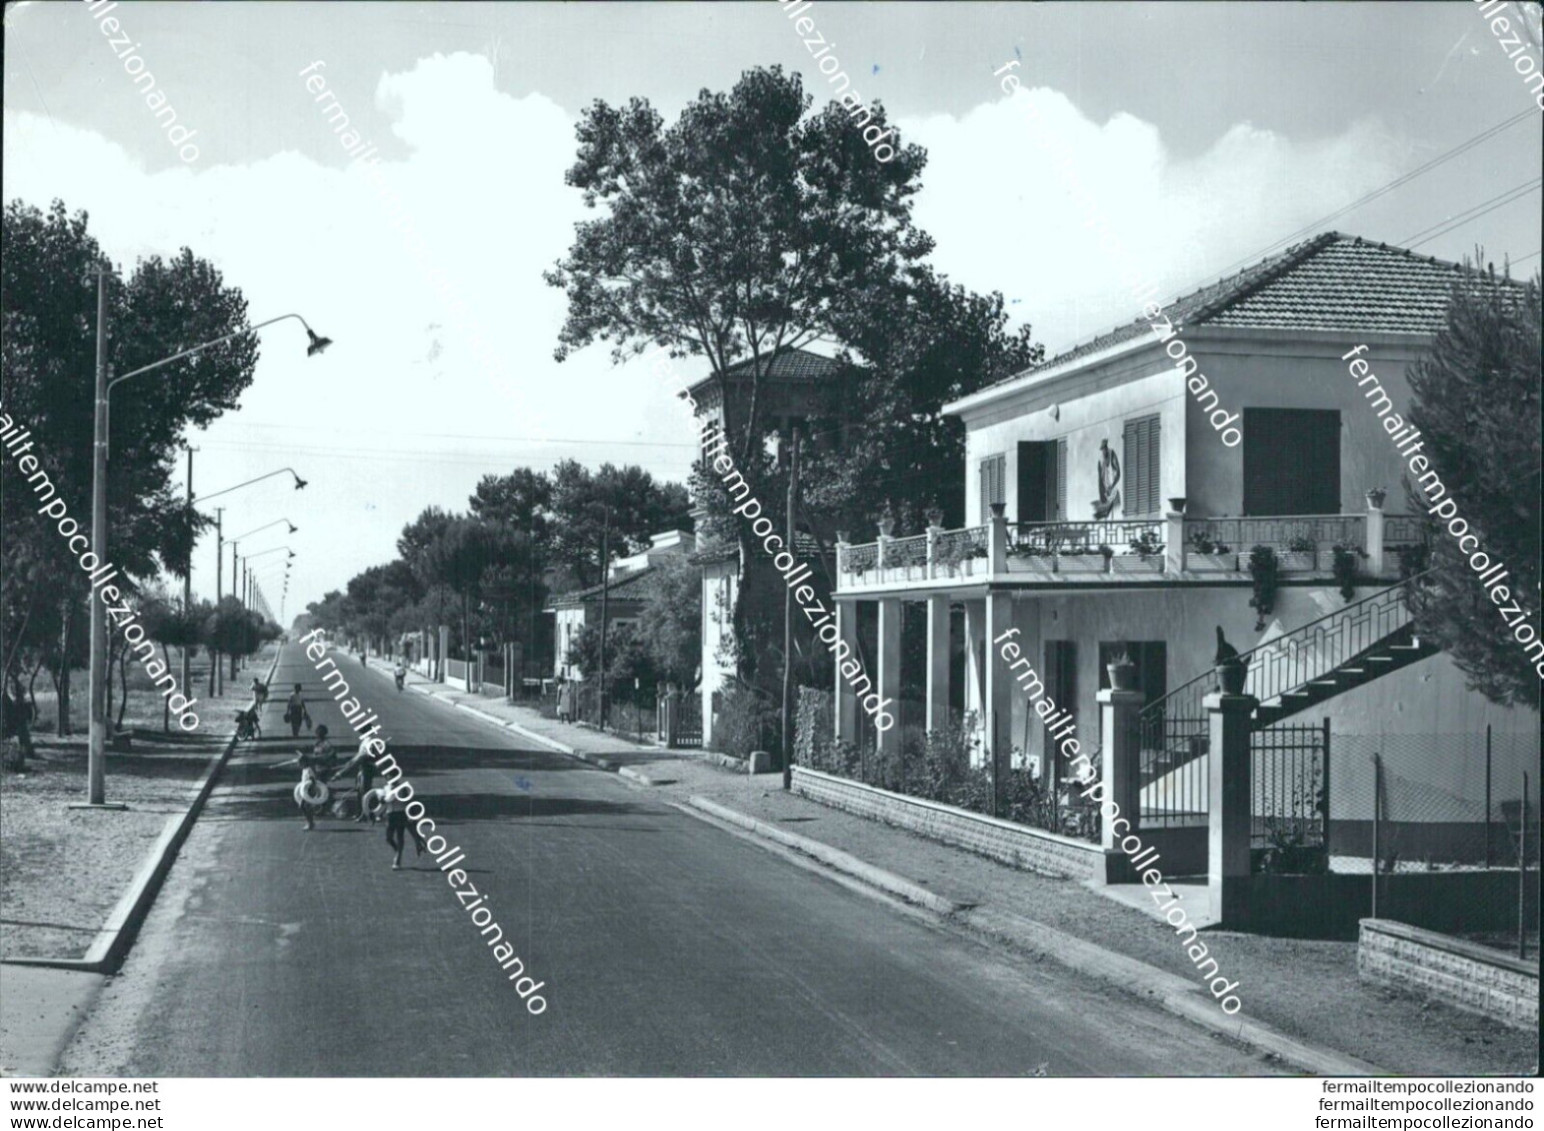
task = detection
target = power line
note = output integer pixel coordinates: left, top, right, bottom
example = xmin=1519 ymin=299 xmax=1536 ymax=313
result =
xmin=1401 ymin=179 xmax=1543 ymax=250
xmin=1200 ymin=109 xmax=1538 ymax=283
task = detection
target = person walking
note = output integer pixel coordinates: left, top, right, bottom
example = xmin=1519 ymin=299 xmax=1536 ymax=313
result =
xmin=330 ymin=731 xmax=381 ymax=823
xmin=276 ymin=724 xmax=337 ymax=831
xmin=284 ymin=683 xmax=311 ymax=738
xmin=381 ymin=777 xmax=426 ymax=869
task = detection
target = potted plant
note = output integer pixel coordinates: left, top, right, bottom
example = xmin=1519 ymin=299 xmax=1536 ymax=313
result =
xmin=1186 ymin=528 xmax=1236 ymax=571
xmin=1114 ymin=529 xmax=1165 ymax=572
xmin=1331 ymin=541 xmax=1363 ymax=600
xmin=1058 ymin=539 xmax=1109 ymax=573
xmin=1248 ymin=544 xmax=1280 ymax=631
xmin=877 ymin=507 xmax=896 ymax=538
xmin=1365 ymin=487 xmax=1387 ymax=510
xmin=1168 ymin=496 xmax=1187 ymax=515
xmin=1106 ymin=649 xmax=1139 ymax=691
xmin=1279 ymin=533 xmax=1317 ymax=571
xmin=925 ymin=506 xmax=945 ymax=529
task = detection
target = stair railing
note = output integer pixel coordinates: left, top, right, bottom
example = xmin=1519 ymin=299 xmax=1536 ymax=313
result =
xmin=1137 ymin=569 xmax=1436 ymax=799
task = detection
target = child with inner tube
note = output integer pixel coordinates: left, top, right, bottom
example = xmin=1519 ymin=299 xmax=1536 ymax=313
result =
xmin=329 ymin=730 xmax=381 ymax=824
xmin=274 ymin=724 xmax=338 ymax=830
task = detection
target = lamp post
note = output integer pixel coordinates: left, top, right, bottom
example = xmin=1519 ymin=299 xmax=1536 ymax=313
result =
xmin=84 ymin=270 xmax=330 ymax=805
xmin=592 ymin=503 xmax=611 ymax=729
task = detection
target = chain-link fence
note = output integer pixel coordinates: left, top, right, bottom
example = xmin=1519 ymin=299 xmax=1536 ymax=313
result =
xmin=1329 ymin=728 xmax=1539 ymax=958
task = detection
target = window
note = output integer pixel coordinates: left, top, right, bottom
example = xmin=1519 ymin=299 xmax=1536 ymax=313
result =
xmin=979 ymin=453 xmax=1006 ymax=521
xmin=1122 ymin=415 xmax=1162 ymax=516
xmin=1242 ymin=408 xmax=1340 ymax=515
xmin=1017 ymin=439 xmax=1068 ymax=523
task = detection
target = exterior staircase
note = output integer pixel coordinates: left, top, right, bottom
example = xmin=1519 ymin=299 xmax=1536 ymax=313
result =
xmin=1138 ymin=570 xmax=1439 ymax=795
xmin=1252 ymin=622 xmax=1438 ymax=727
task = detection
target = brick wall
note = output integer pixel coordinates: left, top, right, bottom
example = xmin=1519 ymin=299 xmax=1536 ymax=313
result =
xmin=1358 ymin=918 xmax=1538 ymax=1031
xmin=791 ymin=766 xmax=1110 ymax=881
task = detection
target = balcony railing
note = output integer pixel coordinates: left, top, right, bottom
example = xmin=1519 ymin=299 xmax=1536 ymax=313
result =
xmin=1183 ymin=514 xmax=1364 ymax=554
xmin=835 ymin=508 xmax=1417 ymax=591
xmin=1009 ymin=518 xmax=1163 ymax=555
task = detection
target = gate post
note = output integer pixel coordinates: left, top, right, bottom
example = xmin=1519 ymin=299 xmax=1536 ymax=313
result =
xmin=1097 ymin=688 xmax=1144 ymax=882
xmin=1207 ymin=691 xmax=1257 ymax=927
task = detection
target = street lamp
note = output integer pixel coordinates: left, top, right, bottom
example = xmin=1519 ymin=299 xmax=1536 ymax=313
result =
xmin=84 ymin=261 xmax=330 ymax=806
xmin=198 ymin=468 xmax=307 ymax=503
xmin=233 ymin=518 xmax=298 ymax=540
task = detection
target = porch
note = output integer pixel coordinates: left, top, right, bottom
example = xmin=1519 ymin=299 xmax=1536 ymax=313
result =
xmin=834 ymin=500 xmax=1424 ymax=596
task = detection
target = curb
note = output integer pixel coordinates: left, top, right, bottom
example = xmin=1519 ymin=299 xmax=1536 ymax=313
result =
xmin=681 ymin=794 xmax=1388 ymax=1077
xmin=3 ymin=649 xmax=283 ymax=977
xmin=684 ymin=796 xmax=961 ymax=916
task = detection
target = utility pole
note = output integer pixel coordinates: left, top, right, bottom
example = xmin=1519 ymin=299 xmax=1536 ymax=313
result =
xmin=211 ymin=509 xmax=224 ymax=697
xmin=84 ymin=265 xmax=110 ymax=806
xmin=230 ymin=540 xmax=239 ymax=678
xmin=597 ymin=505 xmax=610 ymax=730
xmin=182 ymin=447 xmax=195 ymax=702
xmin=782 ymin=427 xmax=800 ymax=790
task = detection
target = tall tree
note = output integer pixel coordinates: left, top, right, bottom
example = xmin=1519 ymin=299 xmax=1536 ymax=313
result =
xmin=2 ymin=199 xmax=257 ymax=728
xmin=545 ymin=66 xmax=932 ymax=689
xmin=1404 ymin=265 xmax=1541 ymax=710
xmin=547 ymin=460 xmax=691 ymax=589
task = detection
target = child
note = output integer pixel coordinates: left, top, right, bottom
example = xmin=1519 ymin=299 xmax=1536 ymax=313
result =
xmin=330 ymin=731 xmax=381 ymax=824
xmin=278 ymin=724 xmax=336 ymax=830
xmin=381 ymin=777 xmax=426 ymax=870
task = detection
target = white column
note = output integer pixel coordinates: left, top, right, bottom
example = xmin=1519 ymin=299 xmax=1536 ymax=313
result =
xmin=963 ymin=599 xmax=987 ymax=763
xmin=876 ymin=598 xmax=902 ymax=753
xmin=835 ymin=599 xmax=859 ymax=744
xmin=983 ymin=593 xmax=1014 ymax=790
xmin=925 ymin=595 xmax=951 ymax=732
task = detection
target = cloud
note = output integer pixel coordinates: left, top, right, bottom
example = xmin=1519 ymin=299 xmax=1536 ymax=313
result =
xmin=900 ymin=87 xmax=1407 ymax=353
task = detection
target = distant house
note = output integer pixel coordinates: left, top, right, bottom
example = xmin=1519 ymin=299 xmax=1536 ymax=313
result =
xmin=682 ymin=347 xmax=850 ymax=745
xmin=548 ymin=530 xmax=695 ymax=680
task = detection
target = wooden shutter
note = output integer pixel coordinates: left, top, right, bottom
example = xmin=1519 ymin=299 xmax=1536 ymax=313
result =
xmin=1243 ymin=409 xmax=1340 ymax=515
xmin=979 ymin=454 xmax=1005 ymax=521
xmin=1055 ymin=438 xmax=1068 ymax=520
xmin=1122 ymin=415 xmax=1161 ymax=516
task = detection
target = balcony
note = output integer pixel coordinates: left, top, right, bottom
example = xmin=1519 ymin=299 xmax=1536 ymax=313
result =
xmin=834 ymin=504 xmax=1425 ymax=595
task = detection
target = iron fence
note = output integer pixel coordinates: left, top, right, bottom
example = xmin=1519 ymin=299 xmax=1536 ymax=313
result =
xmin=1251 ymin=721 xmax=1327 ymax=868
xmin=1137 ymin=715 xmax=1210 ymax=828
xmin=1335 ymin=729 xmax=1539 ymax=958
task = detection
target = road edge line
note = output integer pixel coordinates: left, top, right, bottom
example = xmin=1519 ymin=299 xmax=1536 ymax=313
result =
xmin=3 ymin=648 xmax=283 ymax=977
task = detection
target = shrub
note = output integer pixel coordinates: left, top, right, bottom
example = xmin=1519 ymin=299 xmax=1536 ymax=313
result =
xmin=1331 ymin=541 xmax=1362 ymax=600
xmin=711 ymin=682 xmax=780 ymax=758
xmin=1248 ymin=544 xmax=1280 ymax=630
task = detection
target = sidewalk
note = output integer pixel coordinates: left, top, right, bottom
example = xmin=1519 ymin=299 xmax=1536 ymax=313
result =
xmin=377 ymin=663 xmax=1537 ymax=1076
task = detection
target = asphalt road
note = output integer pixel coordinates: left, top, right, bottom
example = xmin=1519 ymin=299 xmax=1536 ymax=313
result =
xmin=60 ymin=643 xmax=1270 ymax=1076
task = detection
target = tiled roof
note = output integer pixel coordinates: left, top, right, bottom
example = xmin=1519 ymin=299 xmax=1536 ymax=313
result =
xmin=684 ymin=346 xmax=843 ymax=397
xmin=549 ymin=564 xmax=668 ymax=608
xmin=987 ymin=233 xmax=1523 ymax=391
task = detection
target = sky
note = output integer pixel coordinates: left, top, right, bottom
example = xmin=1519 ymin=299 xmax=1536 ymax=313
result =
xmin=3 ymin=0 xmax=1540 ymax=622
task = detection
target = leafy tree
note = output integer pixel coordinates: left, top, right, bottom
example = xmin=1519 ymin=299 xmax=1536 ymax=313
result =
xmin=547 ymin=460 xmax=691 ymax=589
xmin=2 ymin=199 xmax=257 ymax=726
xmin=806 ymin=267 xmax=1045 ymax=534
xmin=1404 ymin=266 xmax=1541 ymax=710
xmin=635 ymin=554 xmax=702 ymax=686
xmin=545 ymin=66 xmax=933 ymax=692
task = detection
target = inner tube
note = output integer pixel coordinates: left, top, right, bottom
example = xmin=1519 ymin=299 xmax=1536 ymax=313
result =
xmin=293 ymin=782 xmax=305 ymax=806
xmin=361 ymin=788 xmax=384 ymax=816
xmin=298 ymin=777 xmax=330 ymax=806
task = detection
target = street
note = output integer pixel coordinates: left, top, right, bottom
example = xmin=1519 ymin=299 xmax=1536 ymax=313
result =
xmin=58 ymin=644 xmax=1268 ymax=1077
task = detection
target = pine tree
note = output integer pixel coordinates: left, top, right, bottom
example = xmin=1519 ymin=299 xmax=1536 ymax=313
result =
xmin=1403 ymin=263 xmax=1541 ymax=710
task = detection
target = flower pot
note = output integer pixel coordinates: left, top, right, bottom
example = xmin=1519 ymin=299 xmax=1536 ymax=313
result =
xmin=1278 ymin=551 xmax=1315 ymax=571
xmin=1112 ymin=554 xmax=1163 ymax=573
xmin=1188 ymin=551 xmax=1238 ymax=572
xmin=1107 ymin=661 xmax=1139 ymax=691
xmin=1168 ymin=496 xmax=1187 ymax=514
xmin=1058 ymin=553 xmax=1109 ymax=573
xmin=1365 ymin=488 xmax=1387 ymax=510
xmin=925 ymin=507 xmax=944 ymax=528
xmin=1216 ymin=659 xmax=1247 ymax=695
